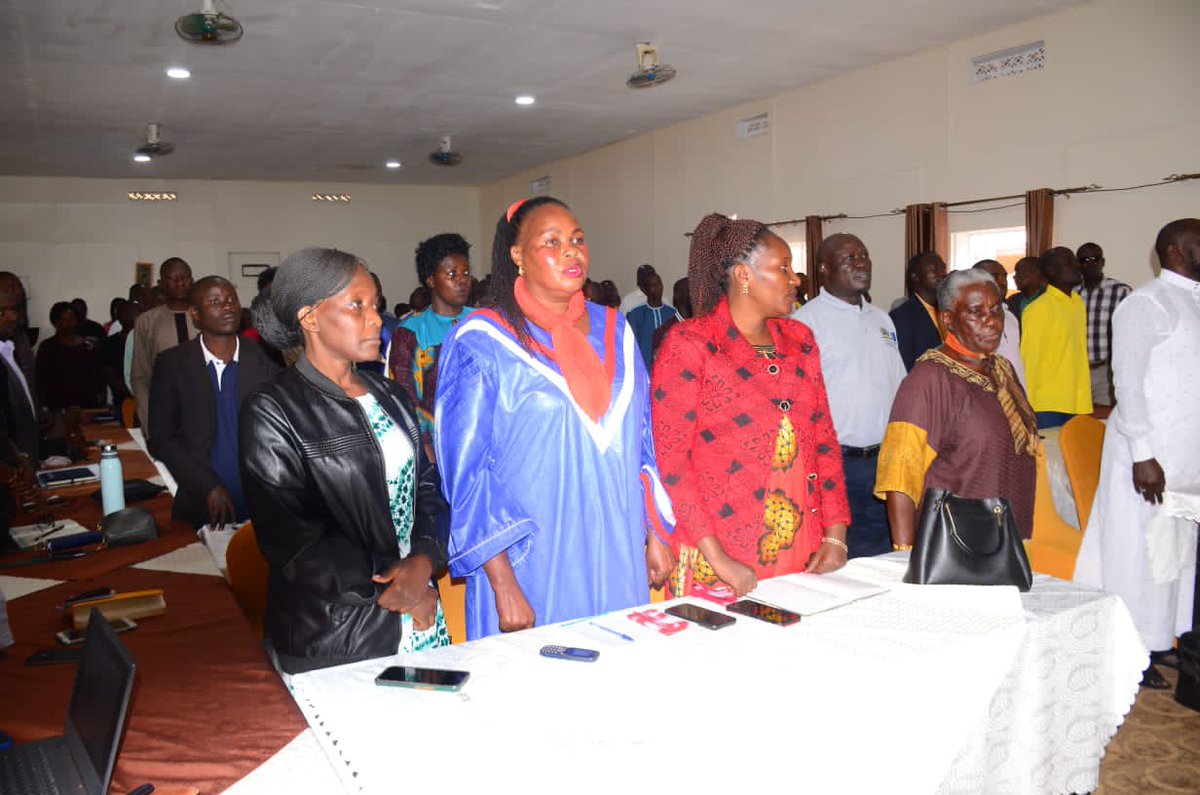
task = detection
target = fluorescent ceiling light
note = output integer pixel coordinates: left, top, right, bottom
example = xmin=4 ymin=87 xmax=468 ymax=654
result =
xmin=133 ymin=154 xmax=152 ymax=162
xmin=385 ymin=160 xmax=401 ymax=169
xmin=515 ymin=95 xmax=535 ymax=106
xmin=166 ymin=67 xmax=191 ymax=79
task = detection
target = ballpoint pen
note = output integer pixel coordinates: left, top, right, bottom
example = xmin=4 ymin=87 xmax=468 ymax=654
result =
xmin=588 ymin=621 xmax=635 ymax=642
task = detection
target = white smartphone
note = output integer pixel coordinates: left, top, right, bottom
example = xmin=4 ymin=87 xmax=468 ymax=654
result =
xmin=56 ymin=617 xmax=136 ymax=646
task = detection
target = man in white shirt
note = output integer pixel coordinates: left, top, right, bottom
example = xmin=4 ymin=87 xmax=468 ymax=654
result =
xmin=974 ymin=259 xmax=1027 ymax=388
xmin=793 ymin=234 xmax=907 ymax=557
xmin=1074 ymin=218 xmax=1200 ymax=689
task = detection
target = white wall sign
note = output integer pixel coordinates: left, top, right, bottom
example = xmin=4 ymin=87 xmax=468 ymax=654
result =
xmin=736 ymin=112 xmax=770 ymax=139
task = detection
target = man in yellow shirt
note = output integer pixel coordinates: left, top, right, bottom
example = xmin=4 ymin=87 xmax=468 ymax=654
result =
xmin=1019 ymin=246 xmax=1092 ymax=428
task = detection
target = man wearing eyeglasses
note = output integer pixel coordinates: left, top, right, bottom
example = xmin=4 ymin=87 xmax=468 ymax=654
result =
xmin=1077 ymin=242 xmax=1131 ymax=407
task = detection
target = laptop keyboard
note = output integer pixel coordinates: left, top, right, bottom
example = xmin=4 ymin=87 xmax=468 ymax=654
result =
xmin=0 ymin=744 xmax=65 ymax=795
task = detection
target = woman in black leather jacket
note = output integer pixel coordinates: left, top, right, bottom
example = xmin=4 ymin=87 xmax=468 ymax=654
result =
xmin=241 ymin=247 xmax=450 ymax=675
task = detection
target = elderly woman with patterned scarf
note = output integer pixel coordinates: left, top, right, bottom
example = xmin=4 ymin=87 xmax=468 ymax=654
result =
xmin=876 ymin=269 xmax=1040 ymax=547
xmin=652 ymin=213 xmax=850 ymax=598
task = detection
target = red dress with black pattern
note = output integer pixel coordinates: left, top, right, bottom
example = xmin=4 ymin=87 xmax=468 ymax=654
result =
xmin=651 ymin=298 xmax=850 ymax=593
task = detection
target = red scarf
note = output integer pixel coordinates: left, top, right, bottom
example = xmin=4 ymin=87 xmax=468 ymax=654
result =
xmin=514 ymin=276 xmax=612 ymax=421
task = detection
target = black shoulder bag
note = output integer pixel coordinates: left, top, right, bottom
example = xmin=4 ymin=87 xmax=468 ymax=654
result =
xmin=903 ymin=488 xmax=1033 ymax=591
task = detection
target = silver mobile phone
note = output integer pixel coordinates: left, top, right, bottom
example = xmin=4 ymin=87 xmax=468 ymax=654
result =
xmin=56 ymin=617 xmax=136 ymax=646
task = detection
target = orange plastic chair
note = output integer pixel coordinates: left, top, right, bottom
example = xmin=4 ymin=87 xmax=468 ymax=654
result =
xmin=437 ymin=572 xmax=467 ymax=645
xmin=1024 ymin=445 xmax=1084 ymax=581
xmin=121 ymin=397 xmax=137 ymax=428
xmin=225 ymin=522 xmax=270 ymax=638
xmin=1059 ymin=415 xmax=1106 ymax=531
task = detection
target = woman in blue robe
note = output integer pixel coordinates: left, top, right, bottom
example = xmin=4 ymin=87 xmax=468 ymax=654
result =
xmin=435 ymin=196 xmax=676 ymax=639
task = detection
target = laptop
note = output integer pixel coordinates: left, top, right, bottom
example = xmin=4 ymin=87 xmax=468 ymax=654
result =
xmin=0 ymin=611 xmax=137 ymax=794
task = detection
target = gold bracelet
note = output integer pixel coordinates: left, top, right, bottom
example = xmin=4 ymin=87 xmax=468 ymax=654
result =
xmin=821 ymin=536 xmax=848 ymax=552
xmin=892 ymin=543 xmax=913 ymax=551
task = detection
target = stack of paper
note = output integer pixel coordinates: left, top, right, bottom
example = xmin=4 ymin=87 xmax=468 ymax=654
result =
xmin=9 ymin=518 xmax=93 ymax=550
xmin=747 ymin=571 xmax=888 ymax=615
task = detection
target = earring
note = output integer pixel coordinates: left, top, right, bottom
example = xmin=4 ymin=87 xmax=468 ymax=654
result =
xmin=741 ymin=281 xmax=750 ymax=296
xmin=518 ymin=266 xmax=525 ymax=276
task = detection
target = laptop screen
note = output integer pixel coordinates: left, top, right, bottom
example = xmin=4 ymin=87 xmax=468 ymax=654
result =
xmin=64 ymin=613 xmax=137 ymax=793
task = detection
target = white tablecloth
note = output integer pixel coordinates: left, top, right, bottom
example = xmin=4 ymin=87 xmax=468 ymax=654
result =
xmin=938 ymin=570 xmax=1148 ymax=794
xmin=286 ymin=557 xmax=1028 ymax=794
xmin=242 ymin=556 xmax=1144 ymax=795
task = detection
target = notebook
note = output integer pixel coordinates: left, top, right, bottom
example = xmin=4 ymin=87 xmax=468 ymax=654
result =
xmin=36 ymin=465 xmax=100 ymax=490
xmin=0 ymin=611 xmax=137 ymax=795
xmin=746 ymin=571 xmax=889 ymax=616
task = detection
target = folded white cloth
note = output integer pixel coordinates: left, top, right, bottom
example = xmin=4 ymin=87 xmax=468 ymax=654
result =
xmin=1147 ymin=485 xmax=1200 ymax=584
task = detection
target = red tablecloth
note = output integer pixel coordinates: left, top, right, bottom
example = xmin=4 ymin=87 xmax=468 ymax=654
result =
xmin=2 ymin=418 xmax=307 ymax=794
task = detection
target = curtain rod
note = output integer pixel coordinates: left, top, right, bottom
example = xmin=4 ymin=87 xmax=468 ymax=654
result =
xmin=754 ymin=173 xmax=1199 ymax=227
xmin=684 ymin=174 xmax=1198 ymax=236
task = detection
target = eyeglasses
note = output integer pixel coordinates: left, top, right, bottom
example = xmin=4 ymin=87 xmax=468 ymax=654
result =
xmin=1079 ymin=255 xmax=1103 ymax=264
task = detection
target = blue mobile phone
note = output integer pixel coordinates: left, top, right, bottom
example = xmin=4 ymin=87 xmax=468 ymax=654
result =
xmin=540 ymin=645 xmax=600 ymax=662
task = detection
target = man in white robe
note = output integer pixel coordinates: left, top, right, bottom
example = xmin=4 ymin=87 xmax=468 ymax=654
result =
xmin=1075 ymin=218 xmax=1200 ymax=688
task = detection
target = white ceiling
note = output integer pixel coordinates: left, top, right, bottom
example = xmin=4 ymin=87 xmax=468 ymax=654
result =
xmin=2 ymin=0 xmax=1085 ymax=186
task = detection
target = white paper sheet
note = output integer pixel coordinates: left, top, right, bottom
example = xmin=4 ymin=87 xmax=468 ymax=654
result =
xmin=0 ymin=574 xmax=64 ymax=601
xmin=746 ymin=569 xmax=888 ymax=614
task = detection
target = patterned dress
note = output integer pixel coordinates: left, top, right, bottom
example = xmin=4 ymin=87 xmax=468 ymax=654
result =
xmin=652 ymin=299 xmax=850 ymax=595
xmin=357 ymin=393 xmax=450 ymax=651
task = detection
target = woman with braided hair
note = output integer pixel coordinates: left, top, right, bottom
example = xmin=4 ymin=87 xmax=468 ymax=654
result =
xmin=435 ymin=196 xmax=676 ymax=639
xmin=652 ymin=213 xmax=850 ymax=597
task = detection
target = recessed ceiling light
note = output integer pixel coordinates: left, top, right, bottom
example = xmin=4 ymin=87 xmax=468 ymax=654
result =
xmin=133 ymin=154 xmax=152 ymax=163
xmin=166 ymin=67 xmax=191 ymax=79
xmin=515 ymin=95 xmax=535 ymax=106
xmin=385 ymin=160 xmax=401 ymax=169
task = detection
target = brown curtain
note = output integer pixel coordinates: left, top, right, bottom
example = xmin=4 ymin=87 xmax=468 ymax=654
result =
xmin=904 ymin=202 xmax=950 ymax=264
xmin=1024 ymin=188 xmax=1054 ymax=257
xmin=804 ymin=215 xmax=823 ymax=299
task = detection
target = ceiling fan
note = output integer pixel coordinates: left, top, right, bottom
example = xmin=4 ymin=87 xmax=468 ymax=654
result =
xmin=627 ymin=42 xmax=676 ymax=89
xmin=135 ymin=124 xmax=175 ymax=158
xmin=175 ymin=0 xmax=244 ymax=45
xmin=429 ymin=136 xmax=463 ymax=167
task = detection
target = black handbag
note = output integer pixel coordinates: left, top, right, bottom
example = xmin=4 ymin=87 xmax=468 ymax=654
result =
xmin=903 ymin=488 xmax=1033 ymax=591
xmin=99 ymin=507 xmax=159 ymax=547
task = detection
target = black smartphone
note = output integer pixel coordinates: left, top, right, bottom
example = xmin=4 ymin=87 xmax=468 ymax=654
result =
xmin=25 ymin=647 xmax=83 ymax=666
xmin=664 ymin=603 xmax=737 ymax=629
xmin=726 ymin=599 xmax=802 ymax=626
xmin=375 ymin=666 xmax=470 ymax=692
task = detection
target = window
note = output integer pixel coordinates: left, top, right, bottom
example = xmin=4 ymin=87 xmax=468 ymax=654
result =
xmin=950 ymin=226 xmax=1026 ymax=292
xmin=786 ymin=240 xmax=807 ymax=275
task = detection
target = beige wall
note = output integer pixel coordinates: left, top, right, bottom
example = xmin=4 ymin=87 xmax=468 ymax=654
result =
xmin=4 ymin=0 xmax=1196 ymax=330
xmin=0 ymin=176 xmax=482 ymax=334
xmin=480 ymin=0 xmax=1200 ymax=307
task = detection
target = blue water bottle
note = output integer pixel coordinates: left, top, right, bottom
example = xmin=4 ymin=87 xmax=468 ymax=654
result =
xmin=99 ymin=443 xmax=125 ymax=516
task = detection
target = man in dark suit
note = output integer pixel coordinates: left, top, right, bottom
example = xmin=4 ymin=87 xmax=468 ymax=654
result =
xmin=890 ymin=251 xmax=948 ymax=370
xmin=149 ymin=276 xmax=279 ymax=528
xmin=0 ymin=283 xmax=43 ymax=532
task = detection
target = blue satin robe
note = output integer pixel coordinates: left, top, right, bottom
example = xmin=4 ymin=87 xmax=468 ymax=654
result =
xmin=435 ymin=303 xmax=675 ymax=639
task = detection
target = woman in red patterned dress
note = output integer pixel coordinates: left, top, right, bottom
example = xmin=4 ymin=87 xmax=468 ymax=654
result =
xmin=652 ymin=213 xmax=851 ymax=596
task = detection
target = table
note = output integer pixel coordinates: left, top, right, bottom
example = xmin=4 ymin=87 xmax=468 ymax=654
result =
xmin=0 ymin=420 xmax=308 ymax=795
xmin=272 ymin=555 xmax=1145 ymax=795
xmin=2 ymin=418 xmax=1148 ymax=794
